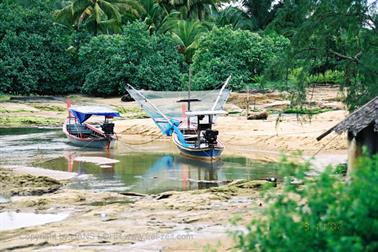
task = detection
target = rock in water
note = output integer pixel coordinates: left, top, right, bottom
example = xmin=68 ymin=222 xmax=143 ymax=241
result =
xmin=247 ymin=111 xmax=268 ymax=120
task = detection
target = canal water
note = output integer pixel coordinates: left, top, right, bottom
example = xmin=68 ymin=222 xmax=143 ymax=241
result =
xmin=0 ymin=128 xmax=279 ymax=194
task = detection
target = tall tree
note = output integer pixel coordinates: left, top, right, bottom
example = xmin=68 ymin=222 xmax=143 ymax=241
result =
xmin=242 ymin=0 xmax=283 ymax=30
xmin=54 ymin=0 xmax=144 ymax=35
xmin=139 ymin=0 xmax=165 ymax=33
xmin=271 ymin=0 xmax=378 ymax=110
xmin=161 ymin=18 xmax=208 ymax=63
xmin=213 ymin=6 xmax=256 ymax=30
xmin=157 ymin=0 xmax=227 ymax=21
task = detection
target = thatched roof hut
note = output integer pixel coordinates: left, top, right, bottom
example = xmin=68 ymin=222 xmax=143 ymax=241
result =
xmin=317 ymin=96 xmax=378 ymax=141
xmin=317 ymin=96 xmax=378 ymax=170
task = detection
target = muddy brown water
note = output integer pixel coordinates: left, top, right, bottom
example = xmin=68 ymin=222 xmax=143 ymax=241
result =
xmin=0 ymin=128 xmax=279 ymax=194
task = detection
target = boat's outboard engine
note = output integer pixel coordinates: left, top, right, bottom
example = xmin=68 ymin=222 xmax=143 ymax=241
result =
xmin=203 ymin=129 xmax=219 ymax=145
xmin=101 ymin=123 xmax=115 ymax=135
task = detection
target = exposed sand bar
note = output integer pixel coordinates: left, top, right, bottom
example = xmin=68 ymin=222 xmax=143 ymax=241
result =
xmin=3 ymin=165 xmax=77 ymax=180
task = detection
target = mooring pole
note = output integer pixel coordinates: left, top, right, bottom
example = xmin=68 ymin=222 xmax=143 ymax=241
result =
xmin=187 ymin=67 xmax=192 ymax=128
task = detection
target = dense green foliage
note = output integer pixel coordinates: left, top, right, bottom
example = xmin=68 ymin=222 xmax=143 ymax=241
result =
xmin=79 ymin=22 xmax=184 ymax=96
xmin=234 ymin=153 xmax=378 ymax=251
xmin=54 ymin=0 xmax=144 ymax=35
xmin=0 ymin=0 xmax=80 ymax=95
xmin=0 ymin=0 xmax=377 ymax=109
xmin=242 ymin=0 xmax=283 ymax=30
xmin=213 ymin=7 xmax=255 ymax=31
xmin=191 ymin=27 xmax=289 ymax=90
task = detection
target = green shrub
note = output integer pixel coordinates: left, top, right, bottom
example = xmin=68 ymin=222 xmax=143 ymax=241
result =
xmin=115 ymin=106 xmax=148 ymax=119
xmin=261 ymin=68 xmax=344 ymax=92
xmin=80 ymin=21 xmax=185 ymax=96
xmin=233 ymin=154 xmax=378 ymax=251
xmin=0 ymin=0 xmax=80 ymax=95
xmin=0 ymin=94 xmax=10 ymax=102
xmin=283 ymin=107 xmax=331 ymax=115
xmin=191 ymin=27 xmax=289 ymax=90
xmin=306 ymin=70 xmax=344 ymax=85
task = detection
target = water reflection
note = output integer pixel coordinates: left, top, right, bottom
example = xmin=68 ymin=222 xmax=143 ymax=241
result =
xmin=0 ymin=128 xmax=76 ymax=166
xmin=39 ymin=151 xmax=278 ymax=194
xmin=1 ymin=128 xmax=279 ymax=194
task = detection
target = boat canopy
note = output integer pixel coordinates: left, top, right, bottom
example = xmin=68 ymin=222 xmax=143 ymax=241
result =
xmin=185 ymin=110 xmax=227 ymax=116
xmin=70 ymin=106 xmax=120 ymax=124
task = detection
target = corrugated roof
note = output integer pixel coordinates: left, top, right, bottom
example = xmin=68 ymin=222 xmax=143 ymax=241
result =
xmin=317 ymin=96 xmax=378 ymax=141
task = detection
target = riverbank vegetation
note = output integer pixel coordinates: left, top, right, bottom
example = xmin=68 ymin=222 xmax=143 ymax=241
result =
xmin=0 ymin=0 xmax=377 ymax=110
xmin=234 ymin=153 xmax=378 ymax=251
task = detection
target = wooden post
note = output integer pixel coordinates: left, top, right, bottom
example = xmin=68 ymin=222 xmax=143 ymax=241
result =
xmin=187 ymin=68 xmax=192 ymax=128
xmin=347 ymin=136 xmax=362 ymax=175
xmin=246 ymin=86 xmax=250 ymax=119
xmin=188 ymin=68 xmax=192 ymax=102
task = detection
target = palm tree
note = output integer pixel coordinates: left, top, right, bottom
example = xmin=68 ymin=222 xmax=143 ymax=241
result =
xmin=242 ymin=0 xmax=283 ymax=30
xmin=157 ymin=0 xmax=227 ymax=21
xmin=139 ymin=0 xmax=175 ymax=34
xmin=54 ymin=0 xmax=144 ymax=35
xmin=213 ymin=6 xmax=256 ymax=30
xmin=161 ymin=18 xmax=208 ymax=63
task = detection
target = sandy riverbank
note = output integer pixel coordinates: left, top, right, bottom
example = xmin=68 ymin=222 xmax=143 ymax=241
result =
xmin=115 ymin=110 xmax=348 ymax=161
xmin=0 ymin=86 xmax=349 ymax=161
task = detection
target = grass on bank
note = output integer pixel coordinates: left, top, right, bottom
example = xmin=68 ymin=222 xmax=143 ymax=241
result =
xmin=0 ymin=116 xmax=62 ymax=127
xmin=283 ymin=106 xmax=331 ymax=115
xmin=31 ymin=104 xmax=66 ymax=112
xmin=0 ymin=94 xmax=10 ymax=102
xmin=0 ymin=108 xmax=35 ymax=113
xmin=115 ymin=106 xmax=148 ymax=119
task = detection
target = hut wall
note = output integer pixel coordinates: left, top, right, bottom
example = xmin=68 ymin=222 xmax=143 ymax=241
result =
xmin=348 ymin=124 xmax=378 ymax=172
xmin=356 ymin=124 xmax=378 ymax=156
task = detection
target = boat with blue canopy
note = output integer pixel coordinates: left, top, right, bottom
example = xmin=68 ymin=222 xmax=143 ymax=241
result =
xmin=125 ymin=76 xmax=231 ymax=161
xmin=63 ymin=104 xmax=120 ymax=149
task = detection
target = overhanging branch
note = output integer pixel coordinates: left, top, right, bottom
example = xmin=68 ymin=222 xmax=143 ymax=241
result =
xmin=329 ymin=49 xmax=361 ymax=63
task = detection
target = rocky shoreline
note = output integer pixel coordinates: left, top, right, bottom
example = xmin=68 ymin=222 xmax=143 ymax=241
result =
xmin=0 ymin=167 xmax=275 ymax=251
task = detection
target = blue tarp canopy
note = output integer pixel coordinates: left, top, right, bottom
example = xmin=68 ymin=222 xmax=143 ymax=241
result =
xmin=69 ymin=106 xmax=120 ymax=124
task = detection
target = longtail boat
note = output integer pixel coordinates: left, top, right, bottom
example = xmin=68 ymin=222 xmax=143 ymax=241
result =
xmin=63 ymin=104 xmax=120 ymax=149
xmin=125 ymin=76 xmax=231 ymax=161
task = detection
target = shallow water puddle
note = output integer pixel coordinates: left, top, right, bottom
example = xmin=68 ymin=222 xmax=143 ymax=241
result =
xmin=39 ymin=153 xmax=279 ymax=194
xmin=74 ymin=156 xmax=120 ymax=166
xmin=0 ymin=196 xmax=10 ymax=204
xmin=0 ymin=212 xmax=70 ymax=231
xmin=1 ymin=128 xmax=280 ymax=194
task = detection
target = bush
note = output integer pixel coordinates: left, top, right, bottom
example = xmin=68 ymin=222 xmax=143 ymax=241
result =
xmin=191 ymin=27 xmax=289 ymax=90
xmin=306 ymin=70 xmax=344 ymax=85
xmin=283 ymin=107 xmax=331 ymax=115
xmin=79 ymin=21 xmax=185 ymax=96
xmin=234 ymin=154 xmax=378 ymax=251
xmin=0 ymin=1 xmax=80 ymax=95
